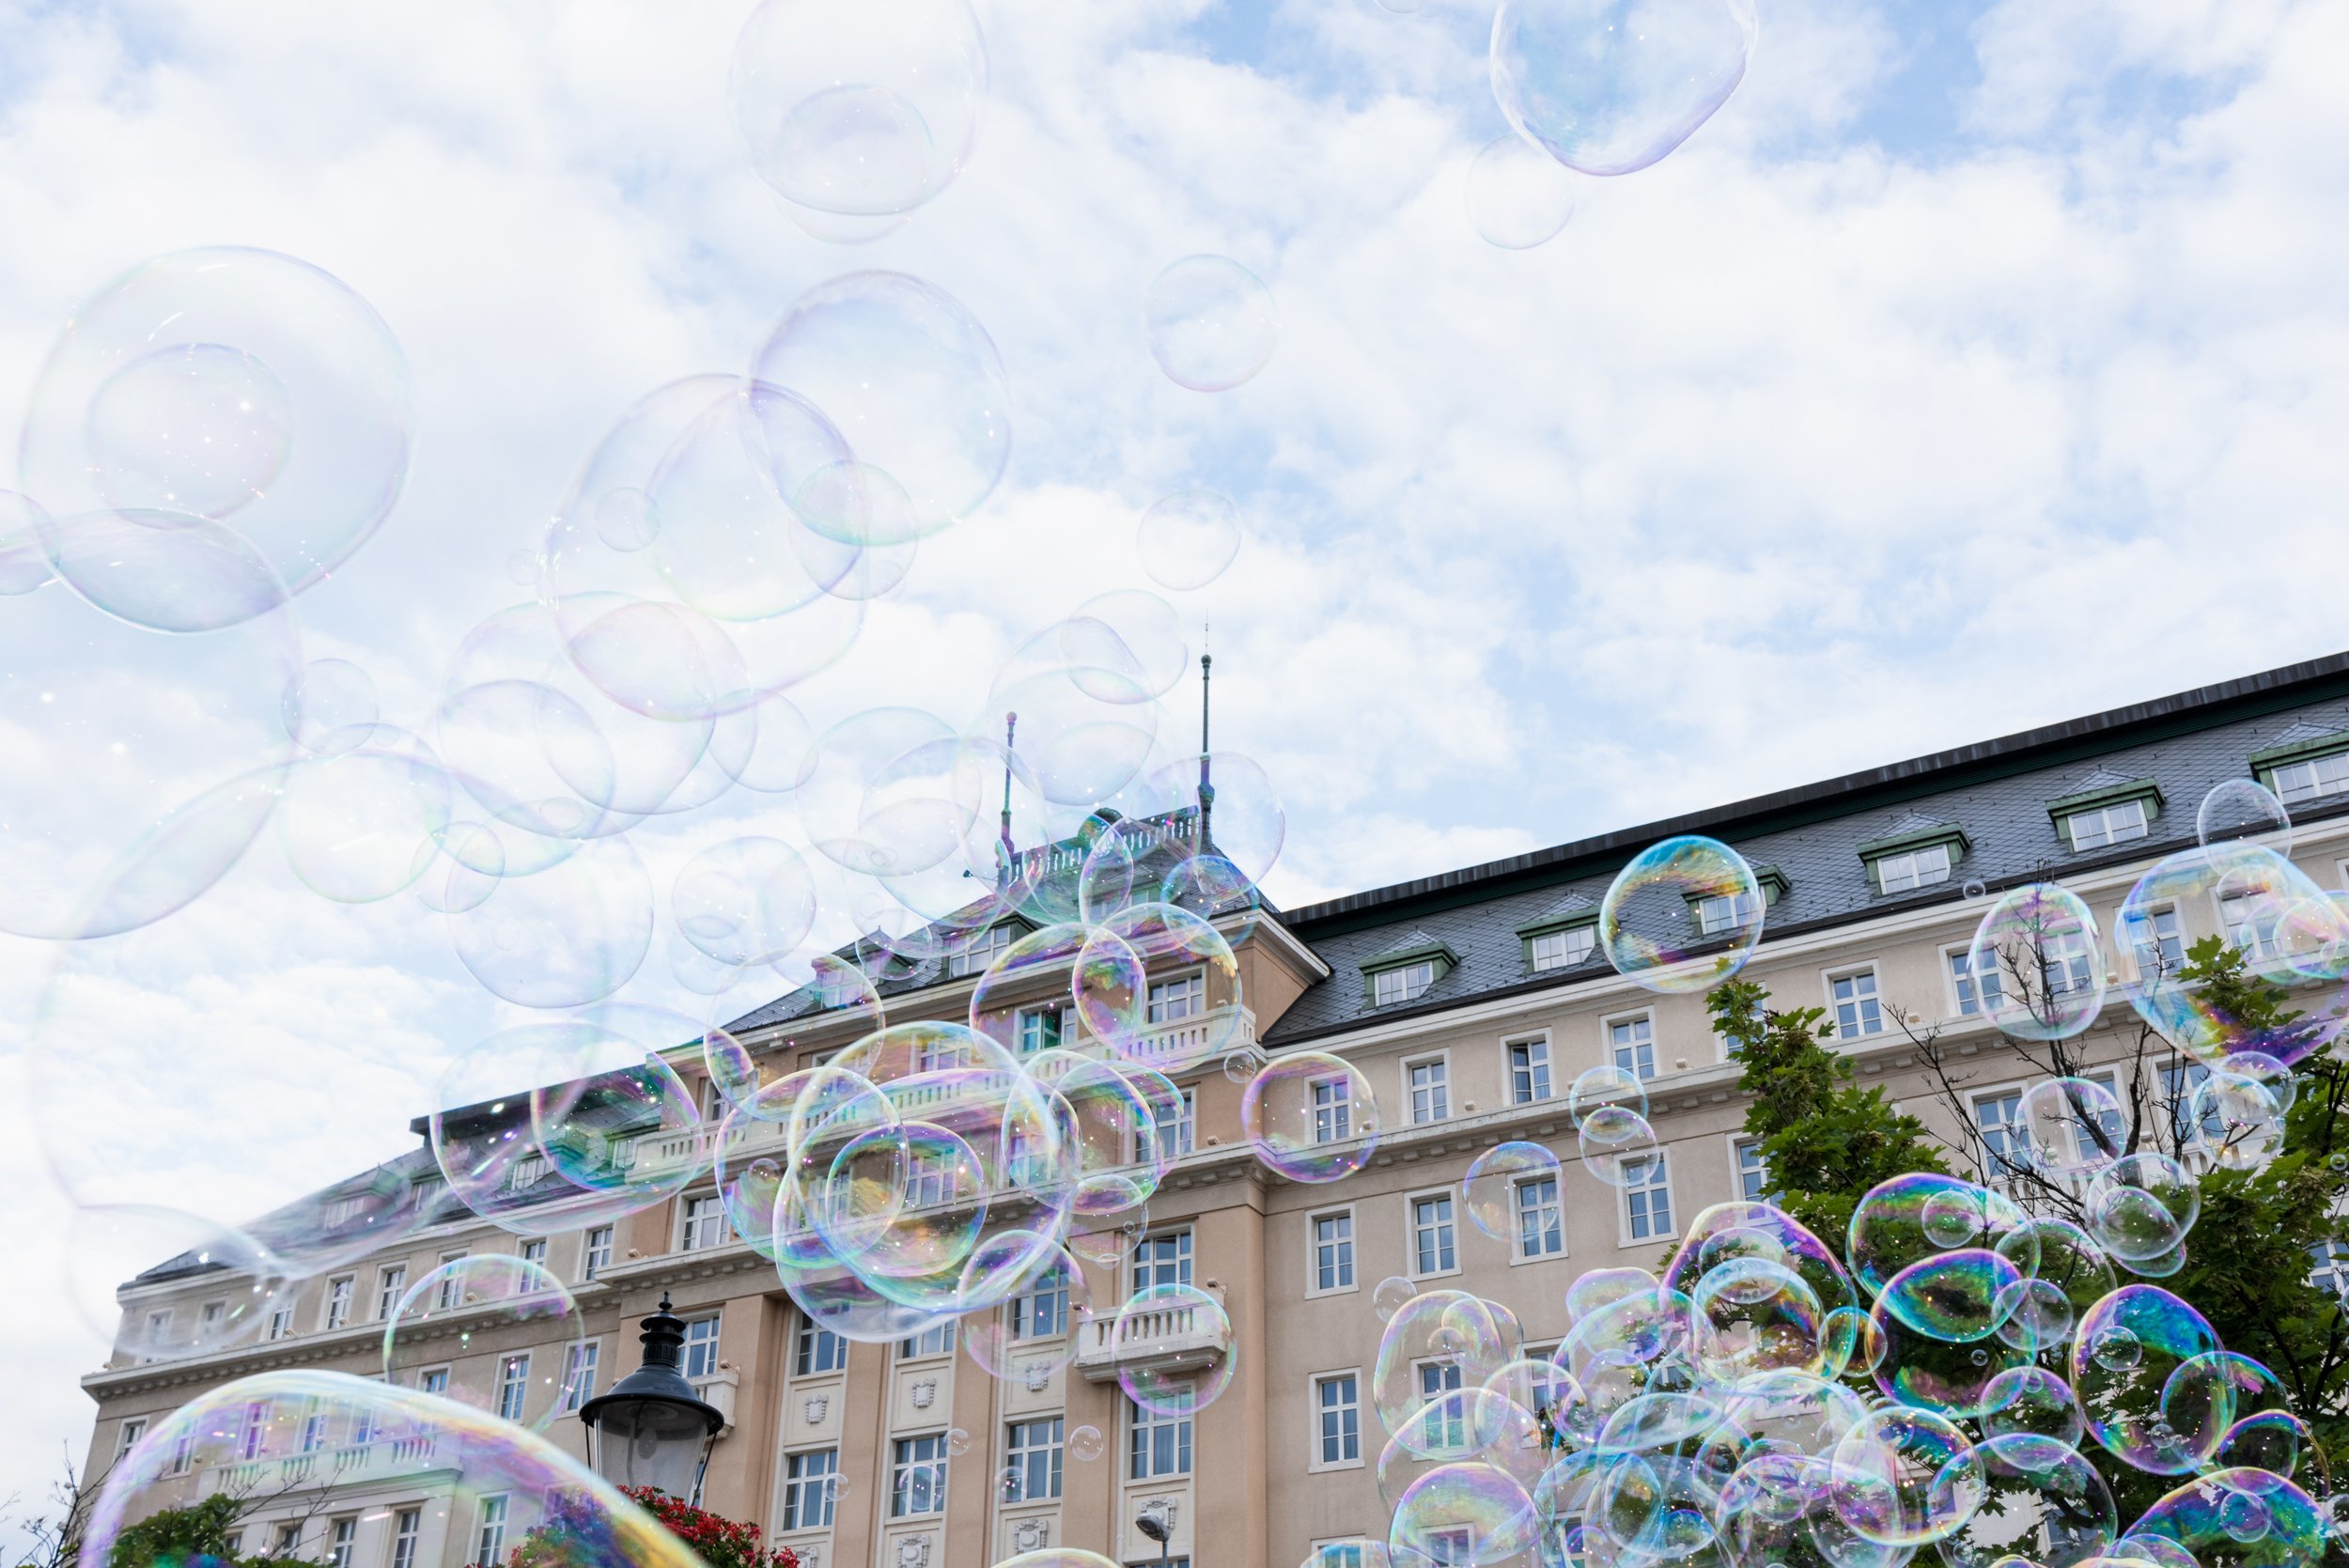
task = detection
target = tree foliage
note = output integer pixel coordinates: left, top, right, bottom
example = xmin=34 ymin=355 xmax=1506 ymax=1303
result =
xmin=103 ymin=1495 xmax=323 ymax=1568
xmin=492 ymin=1489 xmax=797 ymax=1568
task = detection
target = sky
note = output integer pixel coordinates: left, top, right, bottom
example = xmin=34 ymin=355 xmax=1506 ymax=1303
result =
xmin=3 ymin=0 xmax=2348 ymax=1523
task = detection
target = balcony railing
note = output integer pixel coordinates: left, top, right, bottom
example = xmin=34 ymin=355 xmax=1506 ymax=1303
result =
xmin=199 ymin=1432 xmax=441 ymax=1495
xmin=1072 ymin=1297 xmax=1229 ymax=1384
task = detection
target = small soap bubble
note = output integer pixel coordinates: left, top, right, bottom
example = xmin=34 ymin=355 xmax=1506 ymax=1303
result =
xmin=1143 ymin=256 xmax=1277 ymax=393
xmin=1068 ymin=1423 xmax=1106 ymax=1462
xmin=1374 ymin=1276 xmax=1418 ymax=1321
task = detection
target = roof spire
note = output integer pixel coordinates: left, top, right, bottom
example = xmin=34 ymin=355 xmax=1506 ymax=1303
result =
xmin=1196 ymin=638 xmax=1214 ymax=851
xmin=998 ymin=710 xmax=1019 ymax=888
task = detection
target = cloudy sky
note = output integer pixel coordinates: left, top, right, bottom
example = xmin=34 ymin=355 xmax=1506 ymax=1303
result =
xmin=3 ymin=0 xmax=2346 ymax=1519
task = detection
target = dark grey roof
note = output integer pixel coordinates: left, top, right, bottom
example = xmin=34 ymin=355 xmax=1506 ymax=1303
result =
xmin=1261 ymin=651 xmax=2349 ymax=1045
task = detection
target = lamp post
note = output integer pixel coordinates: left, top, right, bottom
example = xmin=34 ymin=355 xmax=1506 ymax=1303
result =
xmin=577 ymin=1292 xmax=725 ymax=1502
xmin=1136 ymin=1501 xmax=1173 ymax=1568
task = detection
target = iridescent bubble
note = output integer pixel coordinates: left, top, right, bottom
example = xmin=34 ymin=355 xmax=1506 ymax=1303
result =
xmin=1114 ymin=1281 xmax=1237 ymax=1415
xmin=281 ymin=657 xmax=380 ymax=754
xmin=1099 ymin=902 xmax=1244 ymax=1072
xmin=1876 ymin=1249 xmax=2023 ymax=1344
xmin=752 ymin=272 xmax=1011 ymax=537
xmin=962 ymin=1242 xmax=1089 ymax=1387
xmin=1465 ymin=133 xmax=1577 ymax=249
xmin=1067 ymin=1424 xmax=1105 ymax=1462
xmin=673 ymin=836 xmax=819 ymax=967
xmin=1242 ymin=1052 xmax=1380 ymax=1181
xmin=1066 ymin=590 xmax=1189 ymax=703
xmin=1374 ymin=1276 xmax=1419 ymax=1321
xmin=1391 ymin=1460 xmax=1543 ymax=1566
xmin=728 ymin=0 xmax=985 ymax=217
xmin=1568 ymin=1063 xmax=1650 ymax=1126
xmin=1931 ymin=1433 xmax=2116 ymax=1568
xmin=1143 ymin=256 xmax=1277 ymax=393
xmin=1689 ymin=1256 xmax=1825 ymax=1383
xmin=1600 ymin=835 xmax=1766 ymax=992
xmin=446 ymin=834 xmax=654 ymax=1009
xmin=21 ymin=247 xmax=412 ymax=608
xmin=1463 ymin=1142 xmax=1565 ymax=1241
xmin=2198 ymin=777 xmax=2293 ymax=851
xmin=0 ymin=489 xmax=54 ymax=592
xmin=274 ymin=729 xmax=452 ymax=903
xmin=2130 ymin=1467 xmax=2328 ymax=1562
xmin=2117 ymin=842 xmax=2344 ymax=1064
xmin=2187 ymin=1069 xmax=2286 ymax=1172
xmin=1820 ymin=1304 xmax=1888 ymax=1378
xmin=1848 ymin=1173 xmax=2029 ymax=1296
xmin=1490 ymin=0 xmax=1756 ymax=178
xmin=2070 ymin=1285 xmax=2221 ymax=1474
xmin=1980 ymin=1365 xmax=2085 ymax=1446
xmin=1374 ymin=1290 xmax=1517 ymax=1436
xmin=1138 ymin=489 xmax=1242 ymax=591
xmin=68 ymin=1204 xmax=288 ymax=1361
xmin=1829 ymin=1405 xmax=1981 ymax=1547
xmin=1577 ymin=1106 xmax=1660 ymax=1188
xmin=2084 ymin=1153 xmax=2200 ymax=1264
xmin=1968 ymin=885 xmax=2108 ymax=1042
xmin=2011 ymin=1076 xmax=2130 ymax=1181
xmin=380 ymin=1256 xmax=583 ymax=1431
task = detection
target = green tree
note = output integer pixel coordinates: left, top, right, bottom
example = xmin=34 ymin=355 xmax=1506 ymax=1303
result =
xmin=104 ymin=1495 xmax=323 ymax=1568
xmin=1707 ymin=977 xmax=1951 ymax=1246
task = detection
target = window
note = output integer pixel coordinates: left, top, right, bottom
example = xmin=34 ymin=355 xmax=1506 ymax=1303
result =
xmin=1623 ymin=1154 xmax=1672 ymax=1240
xmin=1015 ymin=1004 xmax=1063 ymax=1055
xmin=511 ymin=1153 xmax=548 ymax=1188
xmin=2273 ymin=751 xmax=2349 ymax=805
xmin=1315 ymin=1374 xmax=1361 ymax=1465
xmin=2164 ymin=1060 xmax=2222 ymax=1147
xmin=1528 ymin=925 xmax=1595 ymax=972
xmin=2310 ymin=1241 xmax=2349 ymax=1302
xmin=1414 ymin=1360 xmax=1467 ymax=1453
xmin=561 ymin=1341 xmax=599 ymax=1412
xmin=390 ymin=1512 xmax=421 ymax=1568
xmin=1948 ymin=947 xmax=2003 ymax=1017
xmin=1003 ymin=1417 xmax=1064 ymax=1501
xmin=1875 ymin=844 xmax=1952 ymax=893
xmin=1147 ymin=971 xmax=1206 ymax=1024
xmin=418 ymin=1366 xmax=450 ymax=1396
xmin=1134 ymin=1089 xmax=1195 ymax=1165
xmin=1506 ymin=1038 xmax=1552 ymax=1105
xmin=1424 ymin=1528 xmax=1474 ymax=1568
xmin=328 ymin=1519 xmax=355 ymax=1568
xmin=521 ymin=1238 xmax=548 ymax=1266
xmin=2068 ymin=799 xmax=2149 ymax=851
xmin=1407 ymin=1058 xmax=1450 ymax=1125
xmin=2220 ymin=892 xmax=2279 ymax=960
xmin=583 ymin=1227 xmax=613 ymax=1281
xmin=1734 ymin=1139 xmax=1769 ymax=1203
xmin=117 ymin=1418 xmax=147 ymax=1461
xmin=682 ymin=1314 xmax=722 ymax=1380
xmin=794 ymin=1315 xmax=846 ymax=1376
xmin=1373 ymin=961 xmax=1435 ymax=1007
xmin=1312 ymin=1211 xmax=1356 ymax=1292
xmin=899 ymin=1322 xmax=956 ymax=1358
xmin=2132 ymin=905 xmax=2185 ymax=977
xmin=375 ymin=1266 xmax=407 ymax=1322
xmin=1011 ymin=1270 xmax=1069 ymax=1340
xmin=681 ymin=1194 xmax=727 ymax=1251
xmin=436 ymin=1252 xmax=468 ymax=1308
xmin=1695 ymin=890 xmax=1760 ymax=936
xmin=1312 ymin=1076 xmax=1352 ymax=1143
xmin=474 ymin=1497 xmax=508 ymax=1567
xmin=275 ymin=1526 xmax=303 ymax=1558
xmin=890 ymin=1434 xmax=949 ymax=1516
xmin=236 ymin=1402 xmax=269 ymax=1460
xmin=1515 ymin=1176 xmax=1563 ymax=1259
xmin=201 ymin=1301 xmax=226 ymax=1335
xmin=1134 ymin=1231 xmax=1192 ymax=1294
xmin=1975 ymin=1090 xmax=2030 ymax=1179
xmin=324 ymin=1276 xmax=354 ymax=1331
xmin=1128 ymin=1389 xmax=1193 ymax=1479
xmin=267 ymin=1307 xmax=292 ymax=1342
xmin=1410 ymin=1193 xmax=1457 ymax=1277
xmin=949 ymin=924 xmax=1015 ymax=977
xmin=349 ymin=1398 xmax=378 ymax=1448
xmin=1310 ymin=1545 xmax=1367 ymax=1568
xmin=496 ymin=1354 xmax=531 ymax=1422
xmin=1610 ymin=1016 xmax=1657 ymax=1080
xmin=1829 ymin=970 xmax=1884 ymax=1039
xmin=783 ymin=1449 xmax=838 ymax=1529
xmin=300 ymin=1405 xmax=329 ymax=1452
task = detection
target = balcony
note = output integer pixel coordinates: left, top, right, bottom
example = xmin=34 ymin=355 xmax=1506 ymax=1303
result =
xmin=1072 ymin=1296 xmax=1229 ymax=1384
xmin=200 ymin=1432 xmax=443 ymax=1496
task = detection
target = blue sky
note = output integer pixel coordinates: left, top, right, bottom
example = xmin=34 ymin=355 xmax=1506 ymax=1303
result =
xmin=2 ymin=0 xmax=2347 ymax=1516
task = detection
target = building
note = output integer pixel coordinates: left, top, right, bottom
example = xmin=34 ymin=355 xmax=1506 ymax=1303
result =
xmin=81 ymin=650 xmax=2349 ymax=1568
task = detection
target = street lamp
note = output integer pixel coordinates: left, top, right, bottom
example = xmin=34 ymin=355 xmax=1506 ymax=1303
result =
xmin=578 ymin=1292 xmax=725 ymax=1501
xmin=1136 ymin=1501 xmax=1173 ymax=1568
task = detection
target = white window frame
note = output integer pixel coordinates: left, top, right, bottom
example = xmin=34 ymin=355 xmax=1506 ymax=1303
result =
xmin=782 ymin=1447 xmax=839 ymax=1530
xmin=327 ymin=1517 xmax=356 ymax=1568
xmin=495 ymin=1352 xmax=531 ymax=1423
xmin=1942 ymin=942 xmax=2003 ymax=1020
xmin=682 ymin=1312 xmax=723 ymax=1380
xmin=435 ymin=1251 xmax=468 ymax=1309
xmin=1874 ymin=843 xmax=1953 ymax=894
xmin=117 ymin=1417 xmax=148 ymax=1461
xmin=1014 ymin=1002 xmax=1064 ymax=1056
xmin=1145 ymin=968 xmax=1207 ymax=1026
xmin=2271 ymin=749 xmax=2349 ymax=806
xmin=1503 ymin=1032 xmax=1553 ymax=1105
xmin=1003 ymin=1415 xmax=1064 ymax=1502
xmin=2126 ymin=901 xmax=2186 ymax=981
xmin=1527 ymin=924 xmax=1596 ymax=973
xmin=1604 ymin=1011 xmax=1657 ymax=1080
xmin=266 ymin=1306 xmax=292 ymax=1342
xmin=1509 ymin=1172 xmax=1565 ymax=1264
xmin=1305 ymin=1205 xmax=1359 ymax=1297
xmin=560 ymin=1339 xmax=600 ymax=1413
xmin=390 ymin=1512 xmax=421 ymax=1568
xmin=582 ymin=1226 xmax=613 ymax=1282
xmin=1825 ymin=966 xmax=1885 ymax=1040
xmin=322 ymin=1275 xmax=354 ymax=1332
xmin=1308 ymin=1541 xmax=1370 ymax=1568
xmin=1310 ymin=1072 xmax=1355 ymax=1144
xmin=1969 ymin=1086 xmax=2031 ymax=1182
xmin=2065 ymin=798 xmax=2149 ymax=852
xmin=1371 ymin=960 xmax=1436 ymax=1007
xmin=1729 ymin=1134 xmax=1770 ymax=1203
xmin=1406 ymin=1187 xmax=1460 ymax=1281
xmin=473 ymin=1496 xmax=508 ymax=1568
xmin=679 ymin=1193 xmax=728 ymax=1252
xmin=375 ymin=1265 xmax=407 ymax=1323
xmin=1402 ymin=1051 xmax=1453 ymax=1126
xmin=1307 ymin=1368 xmax=1364 ymax=1472
xmin=891 ymin=1432 xmax=951 ymax=1515
xmin=415 ymin=1364 xmax=451 ymax=1396
xmin=1616 ymin=1150 xmax=1676 ymax=1245
xmin=1131 ymin=1229 xmax=1193 ymax=1295
xmin=794 ymin=1314 xmax=847 ymax=1377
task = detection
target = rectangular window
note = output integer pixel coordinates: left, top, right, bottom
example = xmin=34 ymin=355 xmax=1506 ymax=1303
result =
xmin=1610 ymin=1016 xmax=1657 ymax=1080
xmin=1414 ymin=1360 xmax=1467 ymax=1453
xmin=1623 ymin=1153 xmax=1672 ymax=1240
xmin=2164 ymin=1060 xmax=2222 ymax=1147
xmin=328 ymin=1519 xmax=355 ymax=1568
xmin=2310 ymin=1241 xmax=2349 ymax=1303
xmin=276 ymin=1526 xmax=303 ymax=1558
xmin=2220 ymin=891 xmax=2279 ymax=960
xmin=324 ymin=1276 xmax=354 ymax=1331
xmin=680 ymin=1194 xmax=727 ymax=1251
xmin=561 ymin=1341 xmax=599 ymax=1412
xmin=783 ymin=1449 xmax=838 ymax=1530
xmin=2272 ymin=752 xmax=2349 ymax=805
xmin=1407 ymin=1058 xmax=1450 ymax=1125
xmin=300 ymin=1405 xmax=329 ymax=1452
xmin=1003 ymin=1417 xmax=1064 ymax=1502
xmin=1147 ymin=972 xmax=1206 ymax=1024
xmin=890 ymin=1433 xmax=949 ymax=1516
xmin=1011 ymin=1271 xmax=1068 ymax=1340
xmin=1975 ymin=1090 xmax=2030 ymax=1179
xmin=1948 ymin=947 xmax=2003 ymax=1017
xmin=1313 ymin=1211 xmax=1356 ymax=1292
xmin=437 ymin=1252 xmax=468 ymax=1308
xmin=1735 ymin=1139 xmax=1769 ymax=1203
xmin=1133 ymin=1231 xmax=1192 ymax=1294
xmin=948 ymin=924 xmax=1015 ymax=978
xmin=899 ymin=1322 xmax=956 ymax=1358
xmin=1310 ymin=1546 xmax=1366 ymax=1568
xmin=201 ymin=1301 xmax=225 ymax=1335
xmin=1016 ymin=1004 xmax=1063 ymax=1055
xmin=1830 ymin=970 xmax=1884 ymax=1039
xmin=2133 ymin=905 xmax=2185 ymax=977
xmin=510 ymin=1153 xmax=548 ymax=1188
xmin=375 ymin=1266 xmax=407 ymax=1322
xmin=1373 ymin=961 xmax=1436 ymax=1007
xmin=521 ymin=1238 xmax=548 ymax=1265
xmin=795 ymin=1315 xmax=847 ymax=1375
xmin=474 ymin=1498 xmax=508 ymax=1567
xmin=390 ymin=1512 xmax=420 ymax=1568
xmin=1696 ymin=890 xmax=1760 ymax=936
xmin=267 ymin=1307 xmax=292 ymax=1342
xmin=1506 ymin=1038 xmax=1552 ymax=1105
xmin=117 ymin=1418 xmax=148 ymax=1460
xmin=1128 ymin=1389 xmax=1193 ymax=1479
xmin=1312 ymin=1076 xmax=1352 ymax=1143
xmin=497 ymin=1354 xmax=531 ymax=1422
xmin=1411 ymin=1194 xmax=1456 ymax=1277
xmin=1315 ymin=1373 xmax=1361 ymax=1465
xmin=1876 ymin=844 xmax=1952 ymax=894
xmin=1528 ymin=925 xmax=1595 ymax=972
xmin=419 ymin=1366 xmax=450 ymax=1396
xmin=682 ymin=1314 xmax=722 ymax=1380
xmin=1515 ymin=1176 xmax=1563 ymax=1259
xmin=2068 ymin=799 xmax=2149 ymax=851
xmin=1134 ymin=1089 xmax=1196 ymax=1165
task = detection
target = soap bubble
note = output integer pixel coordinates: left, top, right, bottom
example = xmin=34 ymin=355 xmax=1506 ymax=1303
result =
xmin=1242 ymin=1053 xmax=1380 ymax=1181
xmin=67 ymin=1205 xmax=289 ymax=1360
xmin=1465 ymin=133 xmax=1578 ymax=248
xmin=1932 ymin=1433 xmax=2116 ymax=1568
xmin=1143 ymin=256 xmax=1277 ymax=392
xmin=1828 ymin=1404 xmax=1980 ymax=1547
xmin=1114 ymin=1281 xmax=1236 ymax=1415
xmin=2070 ymin=1285 xmax=2221 ymax=1474
xmin=1463 ymin=1142 xmax=1565 ymax=1241
xmin=1490 ymin=0 xmax=1757 ymax=178
xmin=281 ymin=657 xmax=381 ymax=753
xmin=1979 ymin=1365 xmax=2085 ymax=1446
xmin=1374 ymin=1276 xmax=1418 ymax=1321
xmin=2186 ymin=1068 xmax=2287 ymax=1172
xmin=1068 ymin=1424 xmax=1105 ymax=1462
xmin=446 ymin=834 xmax=654 ymax=1008
xmin=381 ymin=1256 xmax=584 ymax=1430
xmin=1577 ymin=1107 xmax=1659 ymax=1187
xmin=2013 ymin=1076 xmax=2131 ymax=1180
xmin=1138 ymin=489 xmax=1242 ymax=590
xmin=20 ymin=246 xmax=412 ymax=611
xmin=1968 ymin=884 xmax=2108 ymax=1041
xmin=1568 ymin=1063 xmax=1648 ymax=1126
xmin=2198 ymin=777 xmax=2293 ymax=851
xmin=673 ymin=836 xmax=819 ymax=967
xmin=1600 ymin=835 xmax=1766 ymax=992
xmin=729 ymin=0 xmax=986 ymax=217
xmin=275 ymin=730 xmax=453 ymax=903
xmin=2085 ymin=1153 xmax=2201 ymax=1264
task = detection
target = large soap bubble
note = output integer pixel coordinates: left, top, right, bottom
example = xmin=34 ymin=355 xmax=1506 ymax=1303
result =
xmin=1466 ymin=133 xmax=1578 ymax=248
xmin=1968 ymin=884 xmax=2108 ymax=1041
xmin=1143 ymin=256 xmax=1278 ymax=392
xmin=1137 ymin=489 xmax=1242 ymax=590
xmin=1490 ymin=0 xmax=1757 ymax=178
xmin=1600 ymin=834 xmax=1765 ymax=992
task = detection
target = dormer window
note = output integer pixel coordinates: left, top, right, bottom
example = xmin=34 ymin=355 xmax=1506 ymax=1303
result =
xmin=2046 ymin=777 xmax=2163 ymax=854
xmin=2069 ymin=799 xmax=2146 ymax=850
xmin=947 ymin=924 xmax=1017 ymax=978
xmin=1360 ymin=933 xmax=1459 ymax=1009
xmin=2268 ymin=749 xmax=2349 ymax=805
xmin=1695 ymin=890 xmax=1760 ymax=935
xmin=1859 ymin=824 xmax=1968 ymax=897
xmin=1527 ymin=925 xmax=1595 ymax=972
xmin=1374 ymin=962 xmax=1435 ymax=1007
xmin=1876 ymin=844 xmax=1950 ymax=893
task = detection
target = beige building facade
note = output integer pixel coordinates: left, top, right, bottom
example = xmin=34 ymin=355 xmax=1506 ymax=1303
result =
xmin=80 ymin=652 xmax=2349 ymax=1568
